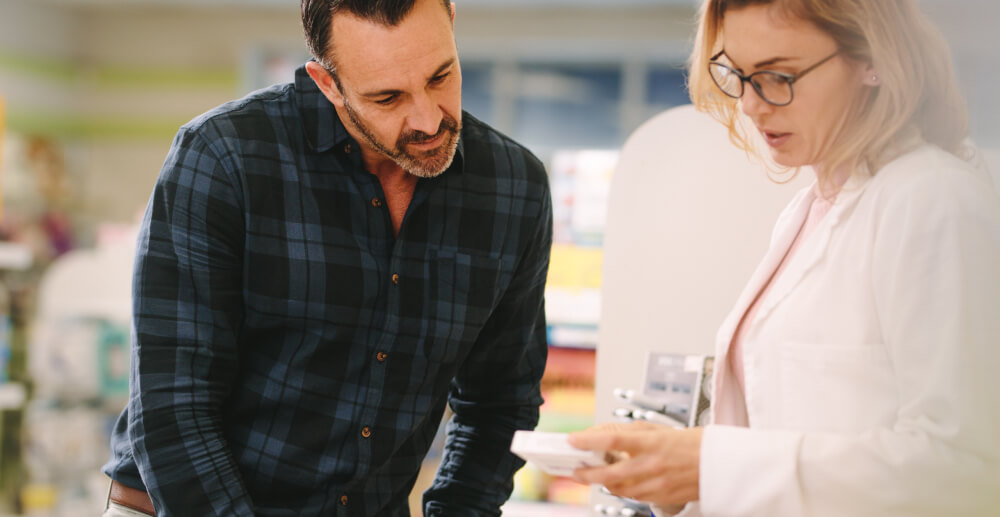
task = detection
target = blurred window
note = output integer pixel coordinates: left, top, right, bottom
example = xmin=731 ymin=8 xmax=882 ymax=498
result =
xmin=460 ymin=63 xmax=494 ymax=123
xmin=456 ymin=60 xmax=688 ymax=160
xmin=646 ymin=65 xmax=690 ymax=117
xmin=245 ymin=53 xmax=691 ymax=159
xmin=514 ymin=64 xmax=622 ymax=151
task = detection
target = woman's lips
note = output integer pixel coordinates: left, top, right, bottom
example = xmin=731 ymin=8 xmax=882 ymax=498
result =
xmin=761 ymin=130 xmax=791 ymax=148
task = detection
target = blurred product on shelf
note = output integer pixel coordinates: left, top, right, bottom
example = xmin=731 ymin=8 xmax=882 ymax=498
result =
xmin=545 ymin=245 xmax=602 ymax=348
xmin=511 ymin=346 xmax=596 ymax=506
xmin=18 ymin=222 xmax=137 ymax=516
xmin=550 ymin=150 xmax=617 ymax=247
xmin=1 ymin=135 xmax=76 ymax=266
xmin=545 ymin=149 xmax=617 ymax=350
xmin=0 ymin=289 xmax=10 ymax=384
xmin=29 ymin=223 xmax=135 ymax=402
xmin=507 ymin=148 xmax=614 ymax=509
xmin=539 ymin=347 xmax=597 ymax=432
xmin=0 ymin=95 xmax=7 ymax=223
xmin=0 ymin=96 xmax=5 ymax=220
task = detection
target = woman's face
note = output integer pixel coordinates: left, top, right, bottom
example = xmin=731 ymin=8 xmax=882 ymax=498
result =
xmin=721 ymin=5 xmax=873 ymax=170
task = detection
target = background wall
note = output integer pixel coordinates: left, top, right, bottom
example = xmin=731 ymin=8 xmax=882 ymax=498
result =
xmin=3 ymin=0 xmax=995 ymax=237
xmin=0 ymin=1 xmax=696 ymax=235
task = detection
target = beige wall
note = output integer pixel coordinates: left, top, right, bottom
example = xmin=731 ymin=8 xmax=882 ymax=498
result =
xmin=2 ymin=2 xmax=693 ymax=228
xmin=2 ymin=1 xmax=996 ymax=228
xmin=71 ymin=6 xmax=303 ymax=225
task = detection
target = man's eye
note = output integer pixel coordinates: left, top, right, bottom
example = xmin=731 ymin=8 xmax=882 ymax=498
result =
xmin=430 ymin=73 xmax=450 ymax=84
xmin=375 ymin=95 xmax=398 ymax=106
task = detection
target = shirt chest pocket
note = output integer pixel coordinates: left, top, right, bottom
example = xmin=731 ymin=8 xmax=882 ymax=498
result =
xmin=773 ymin=342 xmax=898 ymax=433
xmin=420 ymin=249 xmax=504 ymax=362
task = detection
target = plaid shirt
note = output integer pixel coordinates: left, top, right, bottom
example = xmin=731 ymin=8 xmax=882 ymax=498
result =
xmin=103 ymin=65 xmax=551 ymax=517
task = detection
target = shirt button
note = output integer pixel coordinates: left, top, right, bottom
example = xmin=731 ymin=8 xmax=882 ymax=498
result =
xmin=339 ymin=495 xmax=349 ymax=506
xmin=391 ymin=273 xmax=400 ymax=285
xmin=371 ymin=197 xmax=383 ymax=208
xmin=344 ymin=143 xmax=352 ymax=154
xmin=376 ymin=351 xmax=387 ymax=362
xmin=361 ymin=426 xmax=372 ymax=438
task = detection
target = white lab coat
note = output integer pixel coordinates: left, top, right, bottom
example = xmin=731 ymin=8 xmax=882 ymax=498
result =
xmin=669 ymin=143 xmax=1000 ymax=517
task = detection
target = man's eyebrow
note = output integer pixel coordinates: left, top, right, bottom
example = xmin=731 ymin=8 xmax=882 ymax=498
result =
xmin=361 ymin=85 xmax=404 ymax=99
xmin=360 ymin=58 xmax=456 ymax=99
xmin=428 ymin=58 xmax=456 ymax=80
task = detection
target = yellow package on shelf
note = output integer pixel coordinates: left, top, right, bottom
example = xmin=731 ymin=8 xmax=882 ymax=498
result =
xmin=546 ymin=244 xmax=603 ymax=290
xmin=0 ymin=95 xmax=5 ymax=221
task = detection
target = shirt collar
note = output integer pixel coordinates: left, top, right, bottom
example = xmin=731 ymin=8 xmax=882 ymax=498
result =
xmin=293 ymin=62 xmax=465 ymax=173
xmin=294 ymin=63 xmax=352 ymax=153
xmin=451 ymin=131 xmax=466 ymax=174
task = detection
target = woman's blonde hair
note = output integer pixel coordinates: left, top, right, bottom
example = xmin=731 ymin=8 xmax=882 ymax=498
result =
xmin=688 ymin=0 xmax=970 ymax=179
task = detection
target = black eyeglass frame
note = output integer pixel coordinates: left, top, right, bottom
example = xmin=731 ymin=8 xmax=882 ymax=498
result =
xmin=708 ymin=50 xmax=840 ymax=107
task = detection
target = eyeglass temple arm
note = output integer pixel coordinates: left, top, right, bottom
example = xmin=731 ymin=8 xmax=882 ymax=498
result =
xmin=786 ymin=51 xmax=840 ymax=84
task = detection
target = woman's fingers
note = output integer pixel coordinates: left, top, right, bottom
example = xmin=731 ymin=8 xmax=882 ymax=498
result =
xmin=571 ymin=427 xmax=703 ymax=506
xmin=569 ymin=424 xmax=660 ymax=453
xmin=573 ymin=453 xmax=648 ymax=486
xmin=612 ymin=458 xmax=699 ymax=504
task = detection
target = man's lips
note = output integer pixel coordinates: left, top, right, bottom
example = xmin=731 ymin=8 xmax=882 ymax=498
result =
xmin=407 ymin=131 xmax=445 ymax=149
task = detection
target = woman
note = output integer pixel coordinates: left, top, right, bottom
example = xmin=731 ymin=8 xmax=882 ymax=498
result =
xmin=569 ymin=1 xmax=1000 ymax=516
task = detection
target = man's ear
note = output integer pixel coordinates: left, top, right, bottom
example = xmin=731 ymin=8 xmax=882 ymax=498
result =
xmin=450 ymin=2 xmax=456 ymax=24
xmin=305 ymin=60 xmax=346 ymax=108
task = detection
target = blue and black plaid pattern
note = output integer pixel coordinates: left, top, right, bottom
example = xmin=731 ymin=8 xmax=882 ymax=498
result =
xmin=104 ymin=65 xmax=552 ymax=517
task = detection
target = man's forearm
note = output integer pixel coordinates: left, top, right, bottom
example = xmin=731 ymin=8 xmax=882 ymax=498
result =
xmin=129 ymin=387 xmax=255 ymax=515
xmin=423 ymin=402 xmax=539 ymax=516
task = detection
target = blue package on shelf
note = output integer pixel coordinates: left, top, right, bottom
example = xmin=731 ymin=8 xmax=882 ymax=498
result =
xmin=0 ymin=314 xmax=11 ymax=383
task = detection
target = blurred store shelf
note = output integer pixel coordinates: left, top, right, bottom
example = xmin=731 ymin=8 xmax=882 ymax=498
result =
xmin=502 ymin=501 xmax=591 ymax=517
xmin=0 ymin=383 xmax=25 ymax=409
xmin=0 ymin=243 xmax=31 ymax=271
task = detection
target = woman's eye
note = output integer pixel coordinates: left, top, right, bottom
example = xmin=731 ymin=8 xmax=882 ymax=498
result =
xmin=760 ymin=73 xmax=789 ymax=86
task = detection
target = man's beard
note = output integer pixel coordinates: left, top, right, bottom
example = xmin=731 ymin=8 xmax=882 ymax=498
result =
xmin=343 ymin=99 xmax=461 ymax=178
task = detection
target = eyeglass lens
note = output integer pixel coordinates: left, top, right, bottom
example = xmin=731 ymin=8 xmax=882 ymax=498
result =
xmin=709 ymin=63 xmax=793 ymax=106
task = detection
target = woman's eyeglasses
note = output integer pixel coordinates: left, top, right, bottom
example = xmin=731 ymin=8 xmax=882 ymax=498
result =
xmin=708 ymin=50 xmax=840 ymax=106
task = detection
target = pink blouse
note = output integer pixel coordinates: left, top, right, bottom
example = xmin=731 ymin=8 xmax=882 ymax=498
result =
xmin=727 ymin=187 xmax=837 ymax=402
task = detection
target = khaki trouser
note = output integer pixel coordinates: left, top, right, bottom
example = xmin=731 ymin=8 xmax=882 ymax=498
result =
xmin=103 ymin=501 xmax=154 ymax=517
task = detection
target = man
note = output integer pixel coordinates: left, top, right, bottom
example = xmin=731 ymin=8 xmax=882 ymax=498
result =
xmin=101 ymin=0 xmax=552 ymax=515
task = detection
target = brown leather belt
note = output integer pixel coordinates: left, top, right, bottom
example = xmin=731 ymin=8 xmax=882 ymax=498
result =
xmin=109 ymin=480 xmax=156 ymax=516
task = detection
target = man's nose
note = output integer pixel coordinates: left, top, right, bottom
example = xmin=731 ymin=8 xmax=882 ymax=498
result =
xmin=407 ymin=92 xmax=443 ymax=136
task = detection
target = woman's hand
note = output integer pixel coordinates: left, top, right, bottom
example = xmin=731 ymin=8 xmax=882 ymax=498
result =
xmin=568 ymin=421 xmax=703 ymax=506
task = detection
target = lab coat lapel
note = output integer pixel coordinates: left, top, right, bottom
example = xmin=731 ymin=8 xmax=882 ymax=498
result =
xmin=711 ymin=185 xmax=815 ymax=424
xmin=714 ymin=186 xmax=815 ymax=360
xmin=753 ymin=174 xmax=871 ymax=325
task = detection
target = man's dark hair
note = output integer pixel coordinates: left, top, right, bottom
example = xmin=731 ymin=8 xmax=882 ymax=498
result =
xmin=301 ymin=0 xmax=452 ymax=73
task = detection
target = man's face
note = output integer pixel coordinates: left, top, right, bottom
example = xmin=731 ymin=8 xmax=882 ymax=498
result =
xmin=310 ymin=0 xmax=463 ymax=178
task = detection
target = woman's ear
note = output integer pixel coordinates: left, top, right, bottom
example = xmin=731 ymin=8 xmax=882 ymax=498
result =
xmin=860 ymin=62 xmax=880 ymax=87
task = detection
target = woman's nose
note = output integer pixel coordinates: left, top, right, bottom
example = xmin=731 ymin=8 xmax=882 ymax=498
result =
xmin=740 ymin=83 xmax=773 ymax=119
